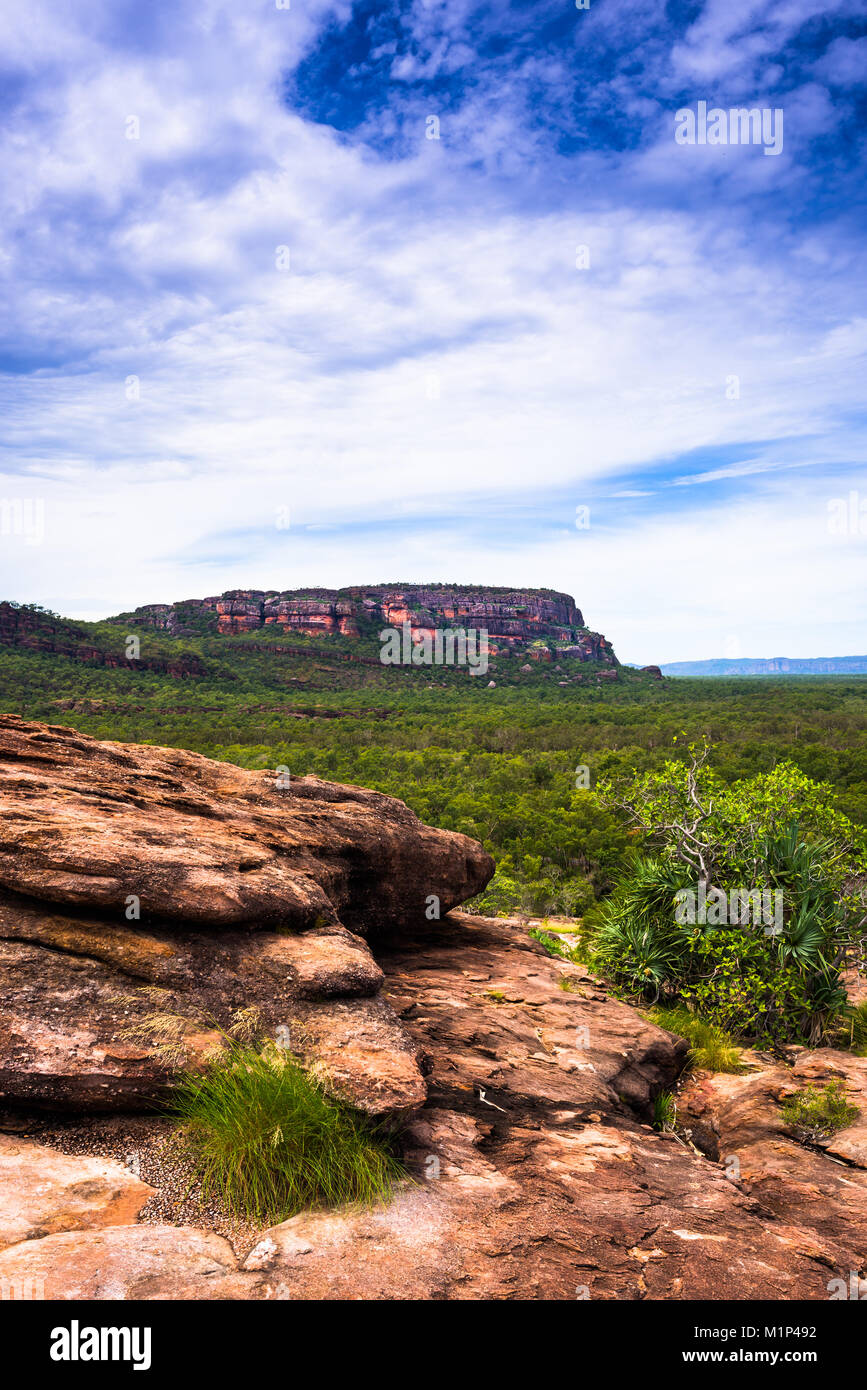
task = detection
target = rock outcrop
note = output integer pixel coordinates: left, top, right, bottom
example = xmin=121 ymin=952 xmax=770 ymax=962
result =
xmin=2 ymin=914 xmax=864 ymax=1299
xmin=0 ymin=714 xmax=490 ymax=933
xmin=678 ymin=1050 xmax=867 ymax=1254
xmin=0 ymin=714 xmax=492 ymax=1116
xmin=118 ymin=585 xmax=617 ymax=663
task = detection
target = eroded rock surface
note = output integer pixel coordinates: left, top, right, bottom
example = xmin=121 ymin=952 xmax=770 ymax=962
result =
xmin=5 ymin=914 xmax=864 ymax=1300
xmin=0 ymin=1135 xmax=154 ymax=1251
xmin=678 ymin=1049 xmax=867 ymax=1254
xmin=0 ymin=903 xmax=424 ymax=1114
xmin=0 ymin=714 xmax=492 ymax=933
xmin=0 ymin=715 xmax=489 ymax=1115
xmin=0 ymin=1224 xmax=245 ymax=1300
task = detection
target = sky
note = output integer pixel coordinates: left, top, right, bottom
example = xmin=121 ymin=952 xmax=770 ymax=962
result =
xmin=0 ymin=0 xmax=865 ymax=664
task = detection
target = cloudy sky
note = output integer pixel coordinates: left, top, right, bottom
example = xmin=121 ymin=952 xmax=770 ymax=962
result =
xmin=0 ymin=0 xmax=865 ymax=663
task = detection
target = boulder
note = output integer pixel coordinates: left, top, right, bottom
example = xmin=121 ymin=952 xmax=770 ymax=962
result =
xmin=0 ymin=714 xmax=490 ymax=1116
xmin=0 ymin=714 xmax=492 ymax=934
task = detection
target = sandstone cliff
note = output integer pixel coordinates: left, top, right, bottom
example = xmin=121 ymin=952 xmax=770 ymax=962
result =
xmin=119 ymin=584 xmax=617 ymax=662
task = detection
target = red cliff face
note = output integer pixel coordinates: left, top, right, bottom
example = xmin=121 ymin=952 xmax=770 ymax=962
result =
xmin=114 ymin=585 xmax=617 ymax=665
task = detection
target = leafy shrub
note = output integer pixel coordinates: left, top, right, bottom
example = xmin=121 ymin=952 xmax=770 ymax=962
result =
xmin=590 ymin=856 xmax=693 ymax=994
xmin=587 ymin=749 xmax=866 ymax=1047
xmin=167 ymin=1045 xmax=407 ymax=1223
xmin=781 ymin=1080 xmax=859 ymax=1144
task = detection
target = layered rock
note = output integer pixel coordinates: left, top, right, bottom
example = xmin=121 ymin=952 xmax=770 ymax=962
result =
xmin=678 ymin=1050 xmax=867 ymax=1252
xmin=228 ymin=918 xmax=866 ymax=1299
xmin=3 ymin=915 xmax=864 ymax=1300
xmin=0 ymin=714 xmax=492 ymax=1116
xmin=119 ymin=585 xmax=617 ymax=663
xmin=0 ymin=714 xmax=491 ymax=934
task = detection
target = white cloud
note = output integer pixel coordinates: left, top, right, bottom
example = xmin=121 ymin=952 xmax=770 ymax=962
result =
xmin=0 ymin=0 xmax=864 ymax=662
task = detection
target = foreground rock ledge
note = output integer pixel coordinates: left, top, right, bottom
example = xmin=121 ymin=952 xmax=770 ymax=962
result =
xmin=0 ymin=714 xmax=493 ymax=1116
xmin=0 ymin=714 xmax=493 ymax=932
xmin=3 ymin=915 xmax=865 ymax=1300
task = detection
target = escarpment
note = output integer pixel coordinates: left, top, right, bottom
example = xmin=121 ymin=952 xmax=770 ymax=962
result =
xmin=117 ymin=584 xmax=617 ymax=662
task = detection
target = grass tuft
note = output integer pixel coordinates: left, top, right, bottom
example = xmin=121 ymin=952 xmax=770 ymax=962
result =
xmin=646 ymin=1005 xmax=745 ymax=1074
xmin=166 ymin=1044 xmax=408 ymax=1224
xmin=653 ymin=1091 xmax=677 ymax=1131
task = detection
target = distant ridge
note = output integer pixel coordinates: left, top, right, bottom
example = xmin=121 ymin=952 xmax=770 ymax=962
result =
xmin=654 ymin=656 xmax=867 ymax=677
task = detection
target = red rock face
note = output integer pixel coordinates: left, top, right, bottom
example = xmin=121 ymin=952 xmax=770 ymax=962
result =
xmin=215 ymin=593 xmax=266 ymax=634
xmin=117 ymin=586 xmax=618 ymax=665
xmin=0 ymin=591 xmax=619 ymax=670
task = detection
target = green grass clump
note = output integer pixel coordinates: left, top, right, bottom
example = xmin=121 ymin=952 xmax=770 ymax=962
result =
xmin=781 ymin=1080 xmax=860 ymax=1144
xmin=653 ymin=1091 xmax=677 ymax=1131
xmin=646 ymin=1005 xmax=745 ymax=1074
xmin=167 ymin=1045 xmax=407 ymax=1224
xmin=558 ymin=975 xmax=582 ymax=992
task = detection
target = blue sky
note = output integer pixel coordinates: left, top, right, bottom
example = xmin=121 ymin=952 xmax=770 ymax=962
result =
xmin=0 ymin=0 xmax=865 ymax=662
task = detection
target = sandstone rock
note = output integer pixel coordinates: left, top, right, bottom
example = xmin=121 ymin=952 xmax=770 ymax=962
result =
xmin=5 ymin=910 xmax=862 ymax=1300
xmin=678 ymin=1050 xmax=867 ymax=1256
xmin=0 ymin=1135 xmax=154 ymax=1250
xmin=206 ymin=914 xmax=864 ymax=1300
xmin=0 ymin=905 xmax=423 ymax=1114
xmin=0 ymin=714 xmax=491 ymax=934
xmin=0 ymin=714 xmax=490 ymax=1115
xmin=0 ymin=1224 xmax=243 ymax=1300
xmin=115 ymin=585 xmax=619 ymax=665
